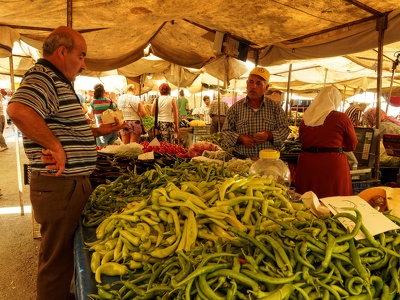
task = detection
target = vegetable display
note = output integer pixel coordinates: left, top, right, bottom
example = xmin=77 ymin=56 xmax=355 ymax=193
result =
xmin=82 ymin=161 xmax=400 ymax=299
xmin=140 ymin=141 xmax=189 ymax=158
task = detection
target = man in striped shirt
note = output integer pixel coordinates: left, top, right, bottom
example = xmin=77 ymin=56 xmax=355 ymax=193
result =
xmin=345 ymin=102 xmax=368 ymax=126
xmin=7 ymin=26 xmax=124 ymax=300
xmin=221 ymin=67 xmax=290 ymax=159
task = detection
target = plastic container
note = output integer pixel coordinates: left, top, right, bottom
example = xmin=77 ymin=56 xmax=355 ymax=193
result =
xmin=249 ymin=149 xmax=291 ymax=188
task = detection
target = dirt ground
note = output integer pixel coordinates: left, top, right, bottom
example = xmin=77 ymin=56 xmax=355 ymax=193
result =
xmin=0 ymin=125 xmax=40 ymax=300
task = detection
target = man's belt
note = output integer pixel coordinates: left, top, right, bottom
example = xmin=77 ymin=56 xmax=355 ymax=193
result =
xmin=302 ymin=147 xmax=343 ymax=153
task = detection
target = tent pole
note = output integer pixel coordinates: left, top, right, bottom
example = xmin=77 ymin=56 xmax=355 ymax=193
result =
xmin=385 ymin=54 xmax=399 ymax=113
xmin=373 ymin=16 xmax=387 ymax=181
xmin=233 ymin=79 xmax=237 ymax=105
xmin=285 ymin=63 xmax=292 ymax=115
xmin=9 ymin=55 xmax=24 ymax=216
xmin=342 ymin=85 xmax=347 ymax=113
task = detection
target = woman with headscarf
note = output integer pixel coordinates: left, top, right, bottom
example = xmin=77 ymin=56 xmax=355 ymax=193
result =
xmin=295 ymin=86 xmax=358 ymax=198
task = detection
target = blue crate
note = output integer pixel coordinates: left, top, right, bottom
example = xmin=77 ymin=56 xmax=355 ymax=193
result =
xmin=352 ymin=179 xmax=380 ymax=195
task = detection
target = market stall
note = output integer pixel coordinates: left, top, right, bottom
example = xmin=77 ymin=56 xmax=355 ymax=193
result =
xmin=71 ymin=140 xmax=400 ymax=299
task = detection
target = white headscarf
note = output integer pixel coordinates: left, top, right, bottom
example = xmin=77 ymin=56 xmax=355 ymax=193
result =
xmin=302 ymin=86 xmax=342 ymax=127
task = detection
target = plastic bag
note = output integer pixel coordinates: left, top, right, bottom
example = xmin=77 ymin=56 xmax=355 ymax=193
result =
xmin=187 ymin=141 xmax=222 ymax=158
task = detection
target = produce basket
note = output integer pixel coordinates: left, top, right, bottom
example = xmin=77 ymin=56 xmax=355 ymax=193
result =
xmin=383 ymin=133 xmax=400 ymax=157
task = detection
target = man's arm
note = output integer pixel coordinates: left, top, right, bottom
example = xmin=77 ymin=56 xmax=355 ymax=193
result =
xmin=7 ymin=102 xmax=66 ymax=175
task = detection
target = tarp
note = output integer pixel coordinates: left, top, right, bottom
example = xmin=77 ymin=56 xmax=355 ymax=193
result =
xmin=1 ymin=1 xmax=400 ymax=91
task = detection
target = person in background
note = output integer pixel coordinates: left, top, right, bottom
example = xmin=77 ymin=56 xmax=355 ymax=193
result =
xmin=209 ymin=96 xmax=229 ymax=134
xmin=1 ymin=88 xmax=10 ymax=129
xmin=151 ymin=83 xmax=180 ymax=143
xmin=200 ymin=95 xmax=211 ymax=125
xmin=295 ymin=86 xmax=358 ymax=198
xmin=89 ymin=83 xmax=118 ymax=146
xmin=345 ymin=102 xmax=368 ymax=126
xmin=0 ymin=94 xmax=8 ymax=151
xmin=118 ymin=84 xmax=147 ymax=144
xmin=221 ymin=67 xmax=290 ymax=159
xmin=178 ymin=89 xmax=189 ymax=119
xmin=362 ymin=107 xmax=400 ymax=167
xmin=7 ymin=26 xmax=125 ymax=300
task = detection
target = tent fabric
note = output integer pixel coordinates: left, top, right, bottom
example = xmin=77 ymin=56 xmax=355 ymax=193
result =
xmin=0 ymin=27 xmax=19 ymax=58
xmin=1 ymin=1 xmax=400 ymax=91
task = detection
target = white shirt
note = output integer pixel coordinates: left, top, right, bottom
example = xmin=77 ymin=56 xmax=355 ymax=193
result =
xmin=200 ymin=105 xmax=211 ymax=124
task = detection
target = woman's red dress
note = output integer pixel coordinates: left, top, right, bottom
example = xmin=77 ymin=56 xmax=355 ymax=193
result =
xmin=295 ymin=111 xmax=358 ymax=198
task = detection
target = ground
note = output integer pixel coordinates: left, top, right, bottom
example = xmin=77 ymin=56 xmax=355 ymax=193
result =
xmin=0 ymin=126 xmax=39 ymax=300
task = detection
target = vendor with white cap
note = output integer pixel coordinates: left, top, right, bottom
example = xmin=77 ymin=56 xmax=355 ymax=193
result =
xmin=221 ymin=66 xmax=290 ymax=159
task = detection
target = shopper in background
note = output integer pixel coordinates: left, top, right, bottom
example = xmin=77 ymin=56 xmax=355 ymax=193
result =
xmin=200 ymin=95 xmax=211 ymax=125
xmin=209 ymin=96 xmax=229 ymax=134
xmin=178 ymin=89 xmax=189 ymax=119
xmin=89 ymin=83 xmax=118 ymax=146
xmin=7 ymin=26 xmax=124 ymax=300
xmin=221 ymin=67 xmax=290 ymax=159
xmin=295 ymin=86 xmax=358 ymax=198
xmin=0 ymin=94 xmax=8 ymax=151
xmin=345 ymin=102 xmax=368 ymax=126
xmin=362 ymin=107 xmax=400 ymax=167
xmin=118 ymin=84 xmax=147 ymax=144
xmin=151 ymin=83 xmax=180 ymax=143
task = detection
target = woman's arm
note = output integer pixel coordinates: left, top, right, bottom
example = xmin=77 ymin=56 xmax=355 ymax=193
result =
xmin=172 ymin=98 xmax=180 ymax=134
xmin=138 ymin=102 xmax=147 ymax=117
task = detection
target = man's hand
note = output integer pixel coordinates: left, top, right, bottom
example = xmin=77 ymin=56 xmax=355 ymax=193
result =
xmin=95 ymin=117 xmax=127 ymax=137
xmin=238 ymin=134 xmax=255 ymax=148
xmin=41 ymin=148 xmax=66 ymax=176
xmin=253 ymin=131 xmax=271 ymax=144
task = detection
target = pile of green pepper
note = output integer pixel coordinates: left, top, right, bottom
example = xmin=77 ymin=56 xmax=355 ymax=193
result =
xmin=83 ymin=161 xmax=400 ymax=299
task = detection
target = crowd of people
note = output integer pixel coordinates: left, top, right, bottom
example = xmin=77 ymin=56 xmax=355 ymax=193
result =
xmin=3 ymin=24 xmax=400 ymax=300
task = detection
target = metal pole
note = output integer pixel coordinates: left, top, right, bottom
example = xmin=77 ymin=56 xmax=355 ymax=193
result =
xmin=285 ymin=64 xmax=292 ymax=115
xmin=374 ymin=16 xmax=387 ymax=180
xmin=9 ymin=55 xmax=24 ymax=215
xmin=385 ymin=54 xmax=399 ymax=113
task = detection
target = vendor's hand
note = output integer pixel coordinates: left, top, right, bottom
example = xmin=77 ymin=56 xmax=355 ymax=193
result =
xmin=253 ymin=131 xmax=271 ymax=144
xmin=238 ymin=134 xmax=255 ymax=148
xmin=41 ymin=148 xmax=66 ymax=176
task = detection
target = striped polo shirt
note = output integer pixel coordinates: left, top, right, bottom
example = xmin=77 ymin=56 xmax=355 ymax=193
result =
xmin=9 ymin=59 xmax=97 ymax=176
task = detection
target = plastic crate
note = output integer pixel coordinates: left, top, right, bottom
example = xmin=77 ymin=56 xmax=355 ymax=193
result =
xmin=383 ymin=133 xmax=400 ymax=157
xmin=353 ymin=127 xmax=379 ymax=167
xmin=352 ymin=179 xmax=380 ymax=195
